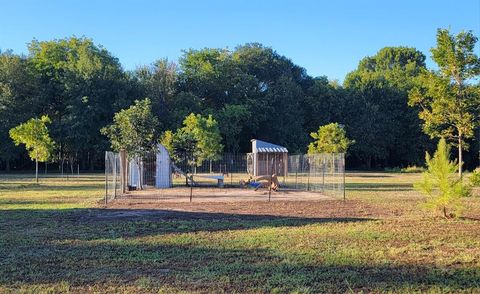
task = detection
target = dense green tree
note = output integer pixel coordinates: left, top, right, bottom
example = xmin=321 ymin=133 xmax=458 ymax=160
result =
xmin=344 ymin=47 xmax=428 ymax=168
xmin=180 ymin=113 xmax=223 ymax=165
xmin=101 ymin=98 xmax=159 ymax=188
xmin=164 ymin=91 xmax=203 ymax=130
xmin=9 ymin=115 xmax=55 ymax=182
xmin=303 ymin=77 xmax=344 ymax=134
xmin=409 ymin=29 xmax=480 ymax=177
xmin=28 ymin=36 xmax=133 ymax=170
xmin=162 ymin=113 xmax=223 ymax=168
xmin=0 ymin=51 xmax=38 ymax=170
xmin=135 ymin=58 xmax=177 ymax=119
xmin=215 ymin=104 xmax=250 ymax=153
xmin=161 ymin=129 xmax=198 ymax=167
xmin=175 ymin=44 xmax=311 ymax=153
xmin=3 ymin=31 xmax=480 ymax=172
xmin=101 ymin=98 xmax=159 ymax=156
xmin=308 ymin=123 xmax=353 ymax=154
xmin=261 ymin=76 xmax=306 ymax=152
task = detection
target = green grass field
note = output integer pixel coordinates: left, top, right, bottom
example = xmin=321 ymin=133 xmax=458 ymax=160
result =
xmin=1 ymin=172 xmax=479 ymax=293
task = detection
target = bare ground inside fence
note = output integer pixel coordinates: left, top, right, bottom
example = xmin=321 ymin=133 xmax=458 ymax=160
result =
xmin=105 ymin=192 xmax=397 ymax=220
xmin=112 ymin=187 xmax=335 ymax=204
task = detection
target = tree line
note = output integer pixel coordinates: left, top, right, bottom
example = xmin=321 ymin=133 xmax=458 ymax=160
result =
xmin=1 ymin=28 xmax=479 ymax=172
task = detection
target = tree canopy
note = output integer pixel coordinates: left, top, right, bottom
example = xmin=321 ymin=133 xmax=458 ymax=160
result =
xmin=344 ymin=46 xmax=429 ymax=168
xmin=101 ymin=98 xmax=159 ymax=160
xmin=408 ymin=29 xmax=480 ymax=176
xmin=308 ymin=123 xmax=353 ymax=154
xmin=9 ymin=115 xmax=55 ymax=182
xmin=162 ymin=113 xmax=223 ymax=167
xmin=1 ymin=29 xmax=479 ymax=172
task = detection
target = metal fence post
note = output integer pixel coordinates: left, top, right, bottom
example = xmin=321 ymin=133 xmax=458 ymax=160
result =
xmin=105 ymin=152 xmax=108 ymax=205
xmin=113 ymin=156 xmax=117 ymax=199
xmin=295 ymin=167 xmax=298 ymax=189
xmin=322 ymin=161 xmax=325 ymax=193
xmin=307 ymin=157 xmax=310 ymax=191
xmin=190 ymin=181 xmax=193 ymax=202
xmin=343 ymin=154 xmax=346 ymax=201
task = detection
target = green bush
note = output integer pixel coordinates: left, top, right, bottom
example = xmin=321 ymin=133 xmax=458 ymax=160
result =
xmin=384 ymin=165 xmax=425 ymax=173
xmin=469 ymin=168 xmax=480 ymax=187
xmin=401 ymin=165 xmax=425 ymax=173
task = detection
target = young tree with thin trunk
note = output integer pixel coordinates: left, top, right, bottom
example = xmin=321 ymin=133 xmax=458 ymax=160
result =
xmin=101 ymin=98 xmax=159 ymax=189
xmin=408 ymin=28 xmax=480 ymax=177
xmin=9 ymin=116 xmax=55 ymax=183
xmin=162 ymin=113 xmax=223 ymax=168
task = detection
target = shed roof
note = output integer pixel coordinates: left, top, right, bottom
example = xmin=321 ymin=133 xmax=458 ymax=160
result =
xmin=251 ymin=139 xmax=288 ymax=153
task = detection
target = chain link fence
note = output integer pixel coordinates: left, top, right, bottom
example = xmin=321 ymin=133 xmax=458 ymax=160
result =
xmin=104 ymin=151 xmax=122 ymax=203
xmin=172 ymin=153 xmax=249 ymax=187
xmin=285 ymin=153 xmax=345 ymax=198
xmin=104 ymin=151 xmax=345 ymax=203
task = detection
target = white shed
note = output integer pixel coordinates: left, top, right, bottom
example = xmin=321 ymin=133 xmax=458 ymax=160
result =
xmin=128 ymin=144 xmax=172 ymax=189
xmin=155 ymin=144 xmax=171 ymax=188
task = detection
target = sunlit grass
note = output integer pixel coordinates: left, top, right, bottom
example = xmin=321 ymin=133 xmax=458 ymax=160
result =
xmin=0 ymin=174 xmax=104 ymax=209
xmin=0 ymin=172 xmax=479 ymax=292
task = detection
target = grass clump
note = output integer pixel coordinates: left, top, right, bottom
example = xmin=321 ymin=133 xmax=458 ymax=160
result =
xmin=469 ymin=168 xmax=480 ymax=187
xmin=384 ymin=165 xmax=425 ymax=173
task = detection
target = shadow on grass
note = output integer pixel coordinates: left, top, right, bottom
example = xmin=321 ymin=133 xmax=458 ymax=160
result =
xmin=0 ymin=208 xmax=372 ymax=239
xmin=0 ymin=208 xmax=478 ymax=292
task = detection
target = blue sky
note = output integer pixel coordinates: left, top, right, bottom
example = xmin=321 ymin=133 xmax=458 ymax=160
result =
xmin=0 ymin=0 xmax=479 ymax=81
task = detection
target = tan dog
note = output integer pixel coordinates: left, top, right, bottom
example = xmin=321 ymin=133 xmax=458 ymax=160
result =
xmin=240 ymin=174 xmax=279 ymax=191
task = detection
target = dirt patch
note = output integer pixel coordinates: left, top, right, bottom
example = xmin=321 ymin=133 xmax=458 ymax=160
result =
xmin=107 ymin=197 xmax=411 ymax=220
xmin=115 ymin=187 xmax=335 ymax=202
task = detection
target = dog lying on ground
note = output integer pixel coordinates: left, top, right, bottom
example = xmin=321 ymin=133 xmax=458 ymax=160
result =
xmin=239 ymin=174 xmax=279 ymax=191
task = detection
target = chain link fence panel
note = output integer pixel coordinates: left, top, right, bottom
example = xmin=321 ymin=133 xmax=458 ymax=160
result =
xmin=104 ymin=151 xmax=122 ymax=203
xmin=105 ymin=151 xmax=345 ymax=203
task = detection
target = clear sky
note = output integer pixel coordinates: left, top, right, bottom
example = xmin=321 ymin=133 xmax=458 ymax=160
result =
xmin=1 ymin=0 xmax=479 ymax=81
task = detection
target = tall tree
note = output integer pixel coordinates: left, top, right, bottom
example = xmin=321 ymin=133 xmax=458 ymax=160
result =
xmin=135 ymin=58 xmax=177 ymax=119
xmin=0 ymin=51 xmax=38 ymax=170
xmin=9 ymin=115 xmax=55 ymax=183
xmin=176 ymin=44 xmax=311 ymax=153
xmin=409 ymin=29 xmax=480 ymax=177
xmin=215 ymin=104 xmax=250 ymax=153
xmin=344 ymin=47 xmax=428 ymax=168
xmin=28 ymin=36 xmax=133 ymax=170
xmin=303 ymin=77 xmax=344 ymax=134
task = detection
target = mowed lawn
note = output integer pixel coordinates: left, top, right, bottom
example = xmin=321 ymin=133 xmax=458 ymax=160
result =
xmin=0 ymin=173 xmax=479 ymax=293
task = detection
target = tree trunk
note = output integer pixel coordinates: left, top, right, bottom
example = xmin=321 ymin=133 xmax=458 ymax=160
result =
xmin=458 ymin=135 xmax=463 ymax=178
xmin=35 ymin=152 xmax=39 ymax=184
xmin=443 ymin=206 xmax=448 ymax=218
xmin=366 ymin=156 xmax=372 ymax=169
xmin=138 ymin=161 xmax=143 ymax=190
xmin=5 ymin=159 xmax=10 ymax=172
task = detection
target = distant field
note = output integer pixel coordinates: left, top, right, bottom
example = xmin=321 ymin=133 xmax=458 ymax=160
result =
xmin=0 ymin=172 xmax=479 ymax=293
